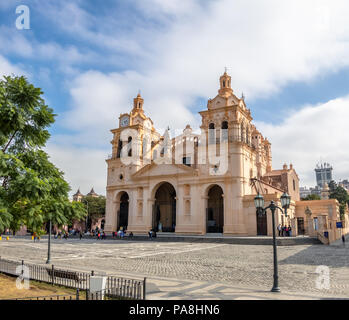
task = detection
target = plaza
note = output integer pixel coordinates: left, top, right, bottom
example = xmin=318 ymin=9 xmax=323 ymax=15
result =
xmin=1 ymin=237 xmax=349 ymax=299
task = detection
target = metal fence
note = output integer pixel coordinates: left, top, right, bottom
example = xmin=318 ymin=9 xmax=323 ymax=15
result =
xmin=9 ymin=293 xmax=79 ymax=300
xmin=0 ymin=257 xmax=146 ymax=300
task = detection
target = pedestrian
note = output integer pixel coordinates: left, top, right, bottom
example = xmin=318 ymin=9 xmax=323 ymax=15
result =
xmin=342 ymin=235 xmax=346 ymax=246
xmin=79 ymin=232 xmax=83 ymax=240
xmin=33 ymin=232 xmax=37 ymax=242
xmin=102 ymin=231 xmax=106 ymax=240
xmin=148 ymin=230 xmax=152 ymax=240
xmin=129 ymin=232 xmax=134 ymax=239
xmin=277 ymin=224 xmax=282 ymax=237
xmin=288 ymin=225 xmax=292 ymax=237
xmin=97 ymin=232 xmax=101 ymax=240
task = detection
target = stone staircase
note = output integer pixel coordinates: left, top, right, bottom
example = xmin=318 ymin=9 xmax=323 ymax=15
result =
xmin=118 ymin=234 xmax=322 ymax=246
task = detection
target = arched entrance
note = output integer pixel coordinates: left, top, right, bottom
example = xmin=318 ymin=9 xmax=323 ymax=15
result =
xmin=153 ymin=182 xmax=176 ymax=232
xmin=117 ymin=192 xmax=129 ymax=231
xmin=206 ymin=185 xmax=224 ymax=233
xmin=256 ymin=211 xmax=267 ymax=235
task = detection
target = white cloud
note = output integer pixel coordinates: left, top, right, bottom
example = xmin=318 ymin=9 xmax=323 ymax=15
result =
xmin=256 ymin=96 xmax=349 ymax=186
xmin=45 ymin=142 xmax=108 ymax=197
xmin=41 ymin=0 xmax=349 ymax=194
xmin=0 ymin=55 xmax=26 ymax=77
xmin=61 ymin=0 xmax=349 ymax=130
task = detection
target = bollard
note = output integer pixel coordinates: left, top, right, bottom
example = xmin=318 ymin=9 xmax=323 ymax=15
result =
xmin=143 ymin=277 xmax=146 ymax=300
xmin=6 ymin=236 xmax=9 ymax=241
xmin=0 ymin=236 xmax=2 ymax=241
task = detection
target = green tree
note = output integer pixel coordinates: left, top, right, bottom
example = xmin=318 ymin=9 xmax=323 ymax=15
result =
xmin=329 ymin=186 xmax=349 ymax=220
xmin=328 ymin=180 xmax=337 ymax=193
xmin=82 ymin=195 xmax=106 ymax=220
xmin=301 ymin=194 xmax=321 ymax=201
xmin=0 ymin=75 xmax=86 ymax=233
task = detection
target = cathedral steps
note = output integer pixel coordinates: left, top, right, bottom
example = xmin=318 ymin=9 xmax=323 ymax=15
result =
xmin=112 ymin=234 xmax=322 ymax=246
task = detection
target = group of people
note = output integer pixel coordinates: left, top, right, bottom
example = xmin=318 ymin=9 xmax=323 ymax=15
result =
xmin=277 ymin=224 xmax=292 ymax=237
xmin=112 ymin=229 xmax=134 ymax=239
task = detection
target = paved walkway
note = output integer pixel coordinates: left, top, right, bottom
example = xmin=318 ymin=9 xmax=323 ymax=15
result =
xmin=1 ymin=238 xmax=348 ymax=299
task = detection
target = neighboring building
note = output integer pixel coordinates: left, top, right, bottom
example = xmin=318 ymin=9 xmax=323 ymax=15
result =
xmin=104 ymin=71 xmax=301 ymax=236
xmin=315 ymin=162 xmax=333 ymax=188
xmin=72 ymin=188 xmax=84 ymax=202
xmin=300 ymin=186 xmax=321 ymax=199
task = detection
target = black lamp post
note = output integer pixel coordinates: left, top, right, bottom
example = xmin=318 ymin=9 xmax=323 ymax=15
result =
xmin=254 ymin=192 xmax=291 ymax=292
xmin=46 ymin=219 xmax=52 ymax=264
xmin=83 ymin=199 xmax=89 ymax=233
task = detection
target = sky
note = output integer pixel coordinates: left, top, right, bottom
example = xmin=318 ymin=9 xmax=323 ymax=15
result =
xmin=1 ymin=0 xmax=349 ymax=196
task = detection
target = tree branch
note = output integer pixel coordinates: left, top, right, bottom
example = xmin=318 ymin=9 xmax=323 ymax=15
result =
xmin=2 ymin=131 xmax=18 ymax=153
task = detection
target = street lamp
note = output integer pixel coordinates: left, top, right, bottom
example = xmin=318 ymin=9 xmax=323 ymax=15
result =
xmin=83 ymin=199 xmax=89 ymax=233
xmin=254 ymin=192 xmax=291 ymax=292
xmin=46 ymin=219 xmax=52 ymax=264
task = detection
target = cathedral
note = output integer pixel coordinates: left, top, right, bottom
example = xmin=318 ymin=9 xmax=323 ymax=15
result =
xmin=104 ymin=71 xmax=302 ymax=236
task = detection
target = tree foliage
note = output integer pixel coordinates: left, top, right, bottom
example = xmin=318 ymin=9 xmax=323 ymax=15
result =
xmin=0 ymin=76 xmax=86 ymax=233
xmin=82 ymin=195 xmax=106 ymax=220
xmin=329 ymin=186 xmax=349 ymax=220
xmin=301 ymin=194 xmax=321 ymax=201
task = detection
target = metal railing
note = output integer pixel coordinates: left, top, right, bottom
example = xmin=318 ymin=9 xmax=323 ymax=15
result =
xmin=0 ymin=257 xmax=146 ymax=300
xmin=8 ymin=293 xmax=79 ymax=300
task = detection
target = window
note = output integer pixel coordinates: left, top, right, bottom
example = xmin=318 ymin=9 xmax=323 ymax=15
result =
xmin=209 ymin=123 xmax=215 ymax=144
xmin=117 ymin=139 xmax=122 ymax=158
xmin=222 ymin=121 xmax=228 ymax=141
xmin=293 ymin=179 xmax=296 ymax=191
xmin=128 ymin=136 xmax=132 ymax=157
xmin=183 ymin=157 xmax=191 ymax=167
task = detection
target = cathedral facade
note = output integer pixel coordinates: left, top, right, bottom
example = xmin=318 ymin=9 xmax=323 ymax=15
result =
xmin=104 ymin=72 xmax=300 ymax=236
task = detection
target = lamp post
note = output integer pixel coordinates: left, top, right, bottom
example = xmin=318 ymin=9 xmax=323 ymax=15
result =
xmin=254 ymin=192 xmax=291 ymax=292
xmin=46 ymin=219 xmax=52 ymax=264
xmin=83 ymin=199 xmax=89 ymax=233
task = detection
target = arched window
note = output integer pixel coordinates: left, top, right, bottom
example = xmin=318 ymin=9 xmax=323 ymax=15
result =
xmin=221 ymin=121 xmax=228 ymax=141
xmin=117 ymin=139 xmax=122 ymax=158
xmin=209 ymin=123 xmax=215 ymax=144
xmin=128 ymin=136 xmax=132 ymax=157
xmin=223 ymin=80 xmax=226 ymax=88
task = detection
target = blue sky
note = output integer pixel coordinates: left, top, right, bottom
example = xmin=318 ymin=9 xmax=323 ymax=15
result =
xmin=1 ymin=0 xmax=349 ymax=195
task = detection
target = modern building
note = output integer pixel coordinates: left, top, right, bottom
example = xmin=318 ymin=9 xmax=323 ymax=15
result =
xmin=315 ymin=162 xmax=333 ymax=188
xmin=104 ymin=71 xmax=301 ymax=236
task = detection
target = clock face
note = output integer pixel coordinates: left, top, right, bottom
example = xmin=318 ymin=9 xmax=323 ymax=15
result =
xmin=120 ymin=116 xmax=129 ymax=127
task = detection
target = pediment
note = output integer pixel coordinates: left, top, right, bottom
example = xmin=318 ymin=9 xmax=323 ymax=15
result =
xmin=208 ymin=94 xmax=240 ymax=110
xmin=132 ymin=163 xmax=198 ymax=180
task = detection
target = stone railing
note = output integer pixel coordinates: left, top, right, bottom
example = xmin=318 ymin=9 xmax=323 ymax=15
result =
xmin=317 ymin=231 xmax=329 ymax=245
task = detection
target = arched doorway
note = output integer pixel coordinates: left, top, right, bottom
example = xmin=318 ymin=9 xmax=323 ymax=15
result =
xmin=206 ymin=185 xmax=224 ymax=233
xmin=153 ymin=182 xmax=176 ymax=232
xmin=256 ymin=211 xmax=267 ymax=235
xmin=117 ymin=192 xmax=129 ymax=231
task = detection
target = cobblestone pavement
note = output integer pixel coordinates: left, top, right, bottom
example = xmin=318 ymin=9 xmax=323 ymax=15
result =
xmin=1 ymin=238 xmax=349 ymax=299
